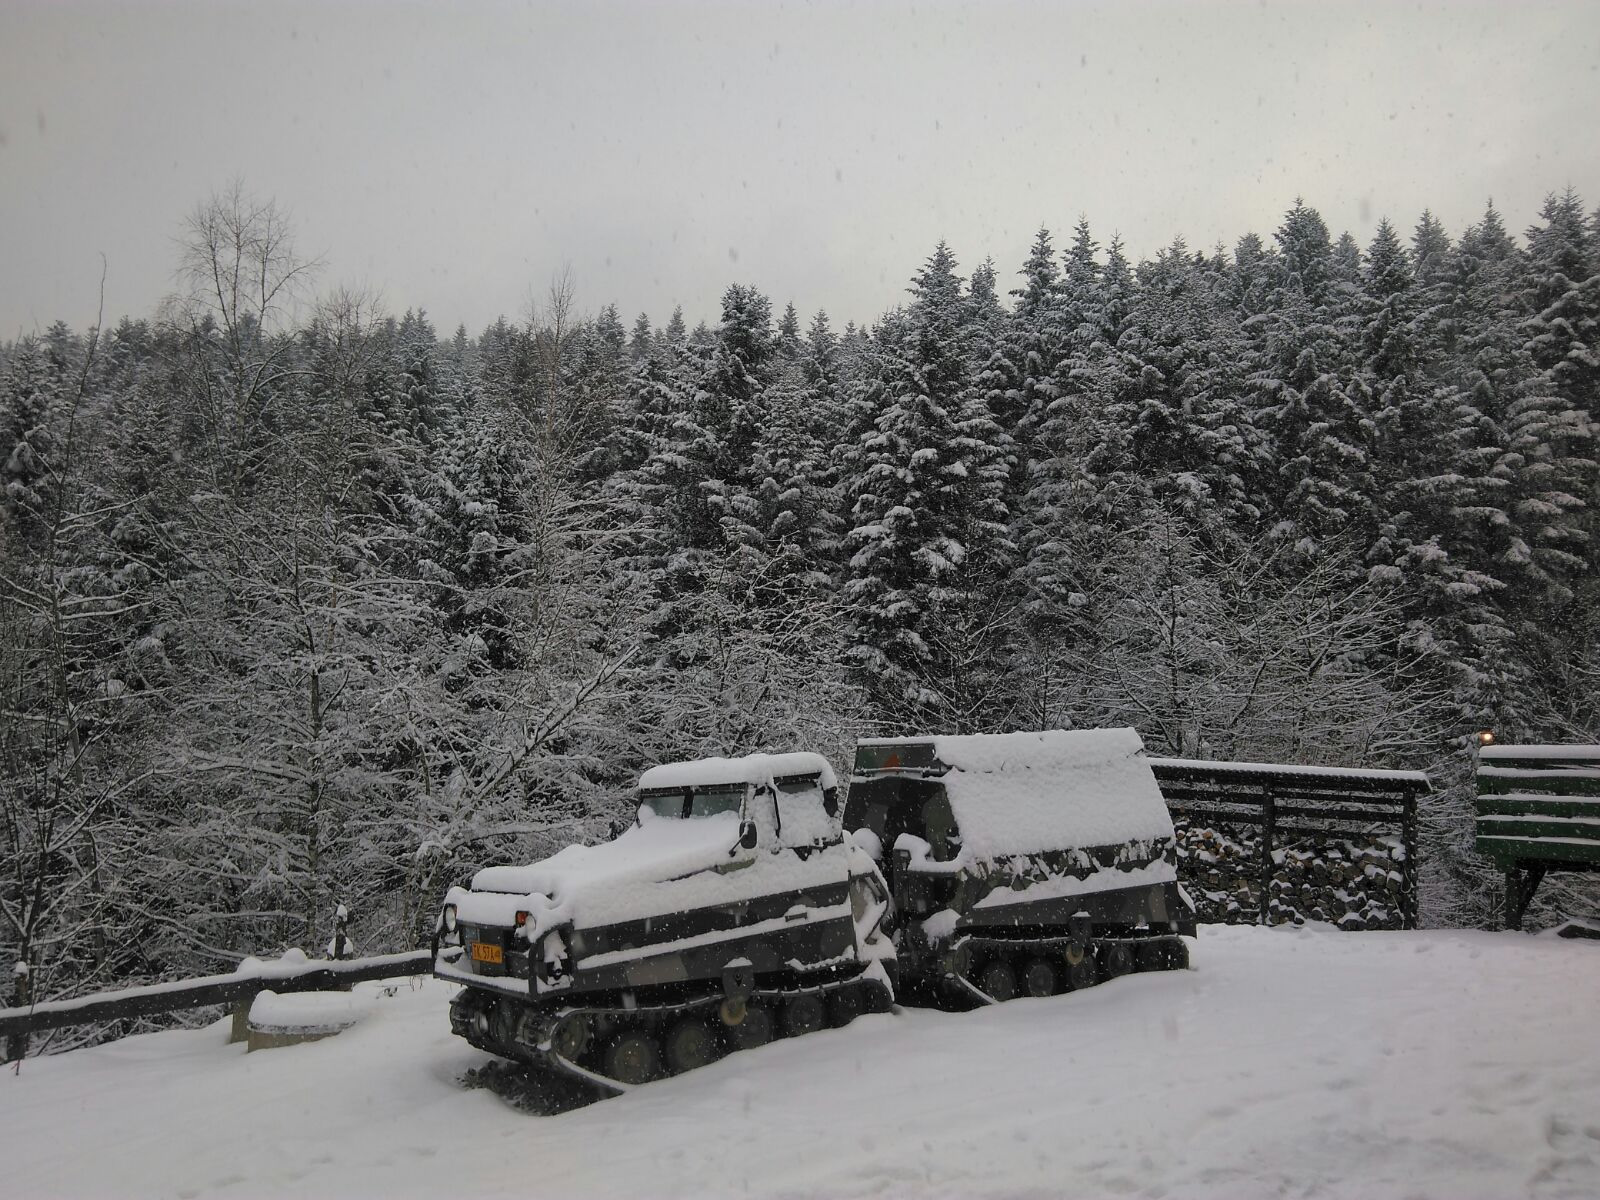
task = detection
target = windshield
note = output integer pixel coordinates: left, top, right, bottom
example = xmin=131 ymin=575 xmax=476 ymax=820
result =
xmin=639 ymin=785 xmax=746 ymax=820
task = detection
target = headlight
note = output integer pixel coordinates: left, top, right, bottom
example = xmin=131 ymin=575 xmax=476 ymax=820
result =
xmin=443 ymin=903 xmax=458 ymax=933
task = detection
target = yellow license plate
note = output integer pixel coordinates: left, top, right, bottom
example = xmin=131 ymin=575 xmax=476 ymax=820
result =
xmin=471 ymin=941 xmax=503 ymax=964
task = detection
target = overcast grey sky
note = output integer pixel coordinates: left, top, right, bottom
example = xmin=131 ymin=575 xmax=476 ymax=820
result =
xmin=3 ymin=0 xmax=1598 ymax=339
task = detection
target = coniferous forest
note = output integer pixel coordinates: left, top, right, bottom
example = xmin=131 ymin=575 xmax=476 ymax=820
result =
xmin=4 ymin=186 xmax=1598 ymax=1035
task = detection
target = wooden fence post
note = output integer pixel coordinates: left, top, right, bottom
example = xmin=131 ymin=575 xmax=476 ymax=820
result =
xmin=6 ymin=961 xmax=29 ymax=1063
xmin=1402 ymin=793 xmax=1419 ymax=929
xmin=228 ymin=1001 xmax=252 ymax=1044
xmin=332 ymin=904 xmax=350 ymax=961
xmin=1258 ymin=784 xmax=1275 ymax=925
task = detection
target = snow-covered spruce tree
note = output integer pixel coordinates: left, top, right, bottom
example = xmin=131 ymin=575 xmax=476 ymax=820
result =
xmin=723 ymin=356 xmax=842 ymax=597
xmin=1358 ymin=213 xmax=1530 ymax=733
xmin=1507 ymin=190 xmax=1600 ymax=758
xmin=620 ymin=284 xmax=866 ymax=775
xmin=1107 ymin=238 xmax=1259 ymax=541
xmin=974 ymin=228 xmax=1063 ymax=504
xmin=1404 ymin=204 xmax=1531 ymax=724
xmin=629 ymin=284 xmax=775 ymax=563
xmin=604 ymin=319 xmax=694 ymax=537
xmin=1251 ymin=201 xmax=1377 ymax=558
xmin=845 ymin=243 xmax=1017 ymax=732
xmin=695 ymin=284 xmax=778 ymax=551
xmin=1229 ymin=230 xmax=1280 ymax=319
xmin=775 ymin=301 xmax=803 ymax=360
xmin=566 ymin=303 xmax=632 ymax=489
xmin=1497 ymin=192 xmax=1597 ymax=609
xmin=1502 ymin=197 xmax=1600 ymax=919
xmin=1006 ymin=220 xmax=1142 ymax=728
xmin=1361 ymin=217 xmax=1455 ymax=592
xmin=0 ymin=339 xmax=62 ymax=541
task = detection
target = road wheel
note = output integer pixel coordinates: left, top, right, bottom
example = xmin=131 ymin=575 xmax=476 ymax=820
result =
xmin=861 ymin=977 xmax=895 ymax=1013
xmin=978 ymin=957 xmax=1018 ymax=1002
xmin=1134 ymin=939 xmax=1166 ymax=973
xmin=1065 ymin=955 xmax=1098 ymax=991
xmin=783 ymin=993 xmax=827 ymax=1038
xmin=727 ymin=1004 xmax=775 ymax=1051
xmin=829 ymin=985 xmax=864 ymax=1027
xmin=1022 ymin=957 xmax=1059 ymax=997
xmin=663 ymin=1019 xmax=718 ymax=1075
xmin=603 ymin=1030 xmax=661 ymax=1086
xmin=1099 ymin=941 xmax=1134 ymax=980
xmin=549 ymin=1013 xmax=590 ymax=1061
xmin=784 ymin=998 xmax=832 ymax=1043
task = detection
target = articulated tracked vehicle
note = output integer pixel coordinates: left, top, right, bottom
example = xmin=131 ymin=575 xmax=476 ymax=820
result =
xmin=435 ymin=729 xmax=1194 ymax=1092
xmin=434 ymin=752 xmax=895 ymax=1092
xmin=845 ymin=728 xmax=1195 ymax=1004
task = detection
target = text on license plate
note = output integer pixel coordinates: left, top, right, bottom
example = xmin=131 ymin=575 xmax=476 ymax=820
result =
xmin=471 ymin=941 xmax=503 ymax=964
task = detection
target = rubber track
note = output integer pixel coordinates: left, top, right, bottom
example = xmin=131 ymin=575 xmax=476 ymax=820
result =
xmin=948 ymin=933 xmax=1187 ymax=1006
xmin=513 ymin=973 xmax=891 ymax=1096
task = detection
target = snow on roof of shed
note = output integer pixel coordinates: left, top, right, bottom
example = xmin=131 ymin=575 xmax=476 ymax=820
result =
xmin=638 ymin=751 xmax=837 ymax=793
xmin=858 ymin=728 xmax=1173 ymax=858
xmin=1146 ymin=757 xmax=1432 ymax=786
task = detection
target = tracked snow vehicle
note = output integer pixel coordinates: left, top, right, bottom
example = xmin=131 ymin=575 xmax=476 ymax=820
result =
xmin=844 ymin=728 xmax=1195 ymax=1004
xmin=434 ymin=752 xmax=894 ymax=1093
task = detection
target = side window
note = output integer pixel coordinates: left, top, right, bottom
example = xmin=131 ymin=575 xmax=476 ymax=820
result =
xmin=774 ymin=775 xmax=839 ymax=848
xmin=750 ymin=784 xmax=781 ymax=845
xmin=917 ymin=787 xmax=961 ymax=861
xmin=849 ymin=872 xmax=872 ymax=922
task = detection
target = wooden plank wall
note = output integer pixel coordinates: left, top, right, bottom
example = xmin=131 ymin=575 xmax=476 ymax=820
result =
xmin=1475 ymin=747 xmax=1600 ymax=869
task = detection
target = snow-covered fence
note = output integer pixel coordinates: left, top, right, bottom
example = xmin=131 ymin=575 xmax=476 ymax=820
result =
xmin=0 ymin=948 xmax=431 ymax=1062
xmin=1149 ymin=759 xmax=1428 ymax=930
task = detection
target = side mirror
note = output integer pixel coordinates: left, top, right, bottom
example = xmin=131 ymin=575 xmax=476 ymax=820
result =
xmin=739 ymin=820 xmax=759 ymax=850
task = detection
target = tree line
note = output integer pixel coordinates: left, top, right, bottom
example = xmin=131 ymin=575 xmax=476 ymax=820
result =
xmin=3 ymin=184 xmax=1597 ymax=1039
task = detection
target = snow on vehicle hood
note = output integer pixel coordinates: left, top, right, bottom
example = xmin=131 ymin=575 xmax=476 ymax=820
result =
xmin=472 ymin=810 xmax=740 ymax=897
xmin=450 ymin=811 xmax=744 ymax=939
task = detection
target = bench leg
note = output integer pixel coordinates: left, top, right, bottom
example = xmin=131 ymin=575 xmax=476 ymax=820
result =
xmin=1505 ymin=864 xmax=1546 ymax=931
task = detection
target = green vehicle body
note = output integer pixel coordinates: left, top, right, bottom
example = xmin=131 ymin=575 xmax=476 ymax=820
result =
xmin=435 ymin=730 xmax=1194 ymax=1093
xmin=434 ymin=752 xmax=894 ymax=1093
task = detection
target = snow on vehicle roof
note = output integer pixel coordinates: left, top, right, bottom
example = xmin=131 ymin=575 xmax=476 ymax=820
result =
xmin=638 ymin=751 xmax=837 ymax=793
xmin=860 ymin=728 xmax=1174 ymax=858
xmin=1478 ymin=744 xmax=1600 ymax=763
xmin=1146 ymin=756 xmax=1432 ymax=785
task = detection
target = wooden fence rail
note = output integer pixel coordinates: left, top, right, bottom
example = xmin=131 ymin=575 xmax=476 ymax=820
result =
xmin=1 ymin=948 xmax=432 ymax=1059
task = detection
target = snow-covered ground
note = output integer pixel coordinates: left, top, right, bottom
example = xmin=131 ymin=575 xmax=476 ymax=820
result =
xmin=4 ymin=924 xmax=1598 ymax=1199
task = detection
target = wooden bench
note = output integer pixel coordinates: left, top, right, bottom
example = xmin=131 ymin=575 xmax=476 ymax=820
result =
xmin=1475 ymin=744 xmax=1600 ymax=929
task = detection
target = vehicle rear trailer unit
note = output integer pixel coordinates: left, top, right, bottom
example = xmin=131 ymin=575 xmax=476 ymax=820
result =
xmin=845 ymin=729 xmax=1194 ymax=1005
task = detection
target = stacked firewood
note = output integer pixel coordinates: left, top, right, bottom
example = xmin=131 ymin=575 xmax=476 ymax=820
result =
xmin=1173 ymin=821 xmax=1406 ymax=929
